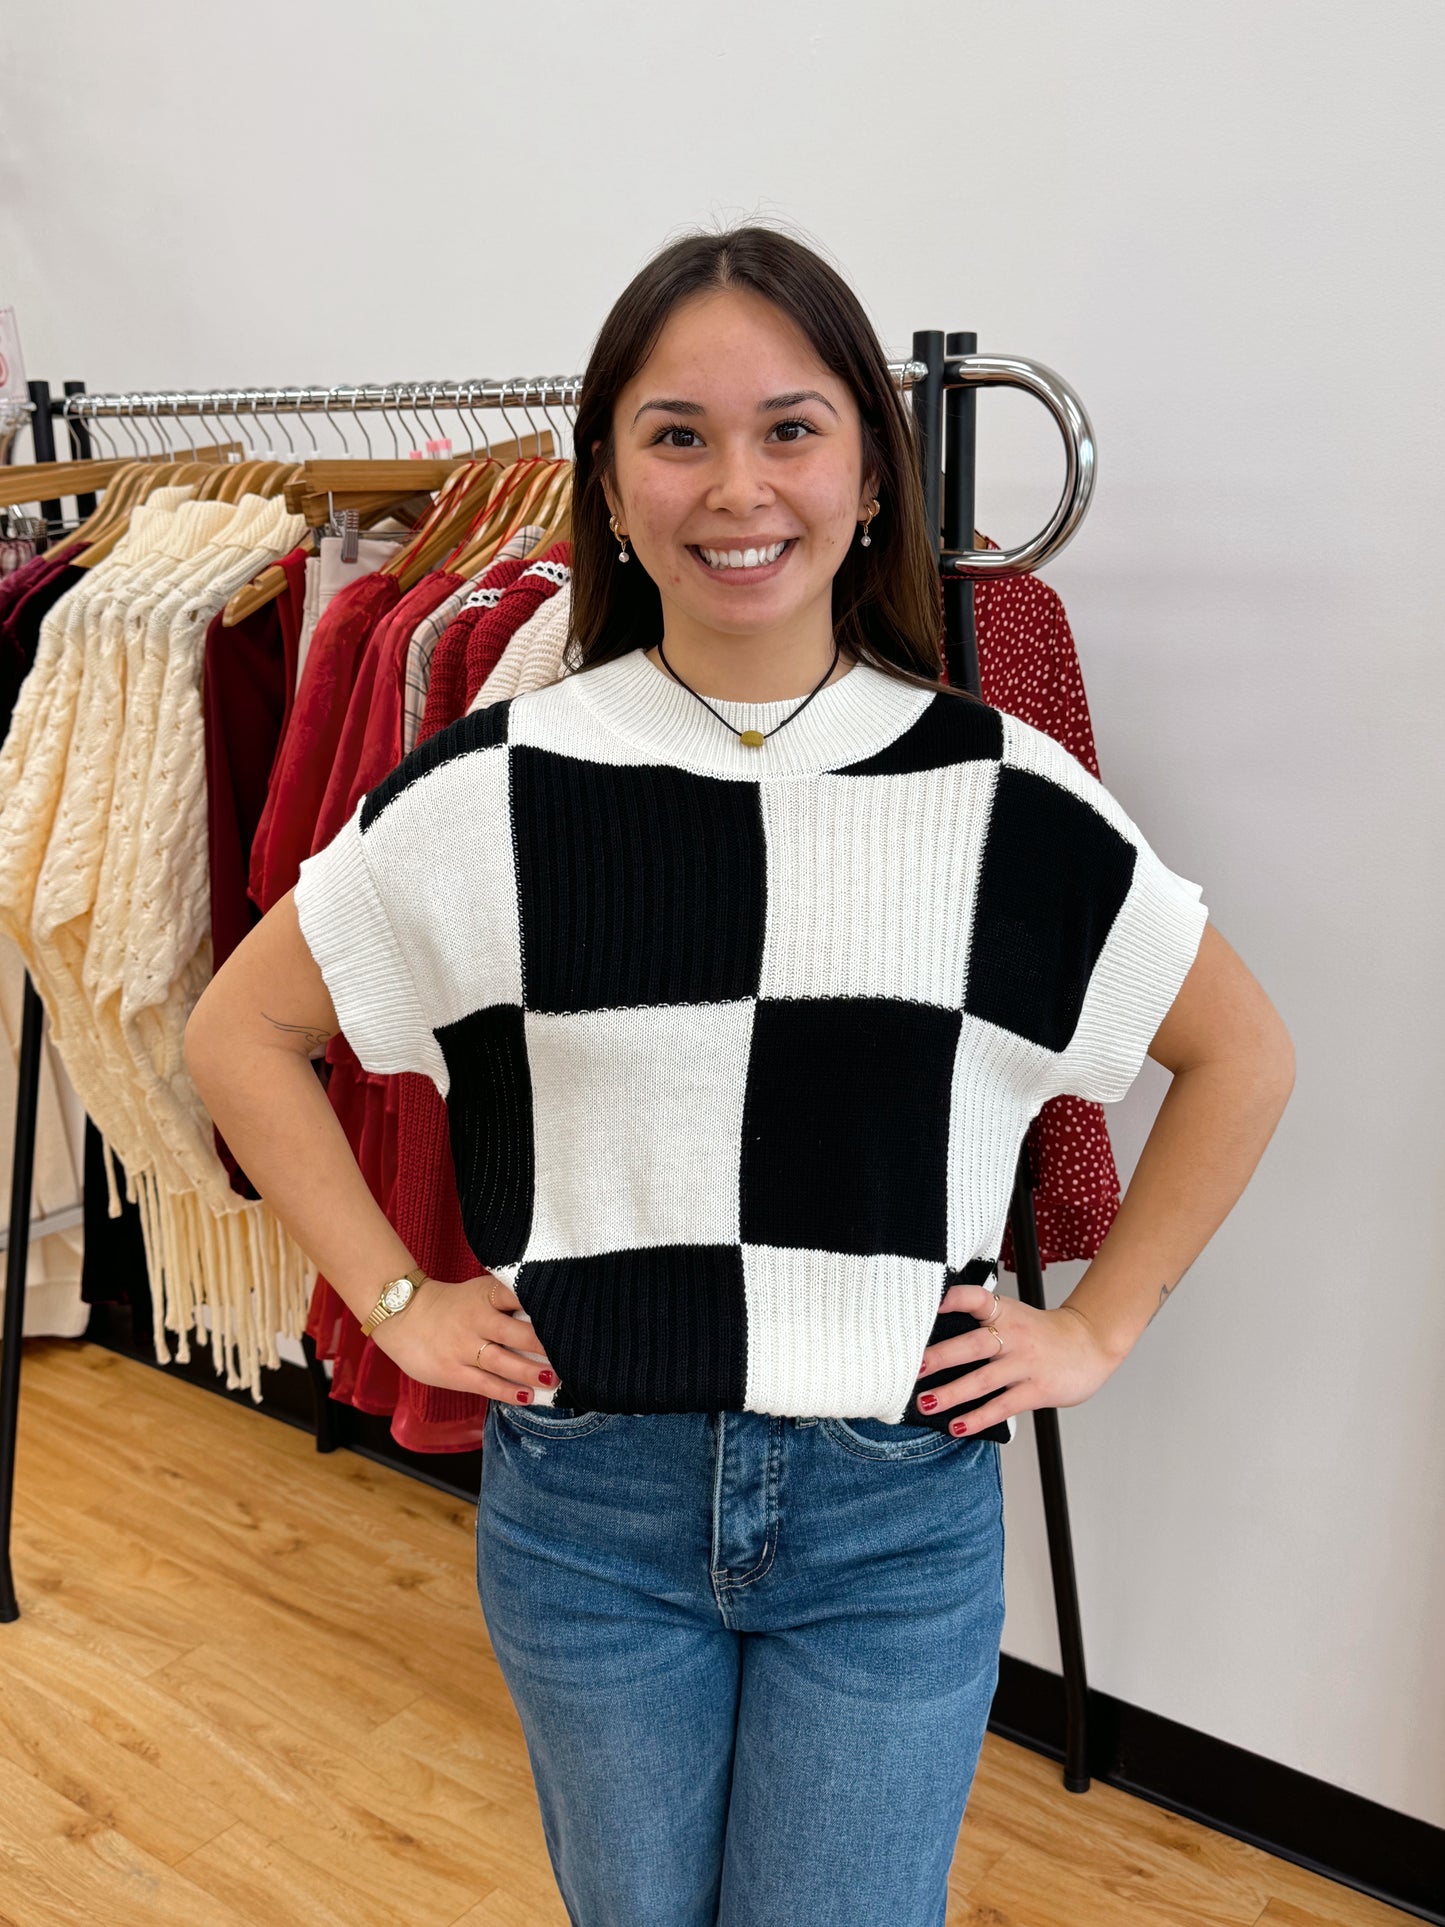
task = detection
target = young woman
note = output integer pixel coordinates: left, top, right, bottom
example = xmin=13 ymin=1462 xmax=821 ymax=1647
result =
xmin=185 ymin=225 xmax=1294 ymax=1926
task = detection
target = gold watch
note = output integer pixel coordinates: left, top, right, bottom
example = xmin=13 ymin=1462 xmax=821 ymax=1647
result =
xmin=359 ymin=1264 xmax=427 ymax=1338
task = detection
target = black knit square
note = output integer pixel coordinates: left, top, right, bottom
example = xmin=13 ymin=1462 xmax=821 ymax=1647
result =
xmin=965 ymin=764 xmax=1136 ymax=1051
xmin=831 ymin=690 xmax=1003 ymax=777
xmin=509 ymin=749 xmax=767 ymax=1014
xmin=518 ymin=1244 xmax=748 ymax=1414
xmin=739 ymin=997 xmax=961 ymax=1263
xmin=434 ymin=1003 xmax=534 ymax=1267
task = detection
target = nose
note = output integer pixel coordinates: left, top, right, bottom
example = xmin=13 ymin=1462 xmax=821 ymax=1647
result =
xmin=704 ymin=437 xmax=775 ymax=517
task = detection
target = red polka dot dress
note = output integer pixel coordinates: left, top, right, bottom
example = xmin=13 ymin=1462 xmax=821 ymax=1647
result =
xmin=952 ymin=537 xmax=1125 ymax=1271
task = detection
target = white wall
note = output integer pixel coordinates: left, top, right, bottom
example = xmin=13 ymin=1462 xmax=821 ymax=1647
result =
xmin=4 ymin=0 xmax=1441 ymax=1830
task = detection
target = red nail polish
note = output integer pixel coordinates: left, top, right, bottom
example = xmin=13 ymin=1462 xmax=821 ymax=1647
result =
xmin=516 ymin=1389 xmax=532 ymax=1403
xmin=538 ymin=1370 xmax=557 ymax=1386
xmin=950 ymin=1420 xmax=967 ymax=1435
xmin=919 ymin=1394 xmax=937 ymax=1411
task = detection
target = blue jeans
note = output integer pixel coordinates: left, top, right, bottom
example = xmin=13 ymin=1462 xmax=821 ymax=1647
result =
xmin=476 ymin=1400 xmax=1005 ymax=1926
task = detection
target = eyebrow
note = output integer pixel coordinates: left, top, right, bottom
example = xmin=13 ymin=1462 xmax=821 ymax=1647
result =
xmin=631 ymin=389 xmax=840 ymax=427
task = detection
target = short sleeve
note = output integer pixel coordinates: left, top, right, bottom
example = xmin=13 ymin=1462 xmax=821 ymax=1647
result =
xmin=992 ymin=713 xmax=1209 ymax=1107
xmin=1047 ymin=835 xmax=1208 ymax=1104
xmin=293 ymin=796 xmax=450 ymax=1093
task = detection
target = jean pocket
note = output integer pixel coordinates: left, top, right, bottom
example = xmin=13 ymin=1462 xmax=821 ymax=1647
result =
xmin=821 ymin=1415 xmax=977 ymax=1462
xmin=493 ymin=1401 xmax=618 ymax=1442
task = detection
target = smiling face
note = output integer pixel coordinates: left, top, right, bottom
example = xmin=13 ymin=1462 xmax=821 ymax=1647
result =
xmin=600 ymin=286 xmax=878 ymax=664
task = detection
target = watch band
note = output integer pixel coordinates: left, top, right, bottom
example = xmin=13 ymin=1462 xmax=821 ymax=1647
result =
xmin=359 ymin=1264 xmax=427 ymax=1339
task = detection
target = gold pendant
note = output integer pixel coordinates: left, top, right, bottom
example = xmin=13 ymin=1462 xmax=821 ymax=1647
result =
xmin=739 ymin=729 xmax=766 ymax=748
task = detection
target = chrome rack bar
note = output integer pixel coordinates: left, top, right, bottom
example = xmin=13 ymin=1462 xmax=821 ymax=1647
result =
xmin=59 ymin=364 xmax=933 ymax=420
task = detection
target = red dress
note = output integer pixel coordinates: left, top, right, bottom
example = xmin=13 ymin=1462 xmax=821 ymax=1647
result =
xmin=202 ymin=545 xmax=308 ymax=1195
xmin=305 ymin=550 xmax=570 ymax=1450
xmin=955 ymin=546 xmax=1126 ymax=1273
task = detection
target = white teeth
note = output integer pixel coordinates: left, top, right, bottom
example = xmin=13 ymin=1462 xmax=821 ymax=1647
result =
xmin=699 ymin=541 xmax=788 ymax=570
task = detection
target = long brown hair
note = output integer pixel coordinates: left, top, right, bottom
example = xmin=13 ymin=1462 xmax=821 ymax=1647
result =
xmin=562 ymin=221 xmax=976 ymax=704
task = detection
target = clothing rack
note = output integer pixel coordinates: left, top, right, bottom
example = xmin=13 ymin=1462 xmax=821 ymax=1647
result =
xmin=0 ymin=344 xmax=1099 ymax=1793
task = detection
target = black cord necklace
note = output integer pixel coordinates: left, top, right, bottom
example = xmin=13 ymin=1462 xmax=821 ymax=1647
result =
xmin=653 ymin=637 xmax=843 ymax=748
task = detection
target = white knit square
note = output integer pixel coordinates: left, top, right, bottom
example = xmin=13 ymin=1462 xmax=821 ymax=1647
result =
xmin=521 ymin=998 xmax=755 ymax=1263
xmin=364 ymin=744 xmax=523 ymax=1030
xmin=946 ymin=1011 xmax=1053 ymax=1271
xmin=1044 ymin=844 xmax=1209 ymax=1104
xmin=756 ymin=763 xmax=996 ymax=1007
xmin=740 ymin=1246 xmax=946 ymax=1421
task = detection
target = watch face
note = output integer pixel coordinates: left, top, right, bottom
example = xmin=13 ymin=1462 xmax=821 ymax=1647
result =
xmin=381 ymin=1279 xmax=414 ymax=1314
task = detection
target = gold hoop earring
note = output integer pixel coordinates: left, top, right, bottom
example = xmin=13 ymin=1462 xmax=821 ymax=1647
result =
xmin=859 ymin=498 xmax=880 ymax=548
xmin=609 ymin=513 xmax=631 ymax=563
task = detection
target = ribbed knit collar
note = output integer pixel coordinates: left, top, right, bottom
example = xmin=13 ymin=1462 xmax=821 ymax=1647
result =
xmin=566 ymin=645 xmax=933 ymax=779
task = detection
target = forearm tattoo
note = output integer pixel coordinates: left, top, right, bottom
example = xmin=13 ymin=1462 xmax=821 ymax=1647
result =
xmin=1145 ymin=1262 xmax=1193 ymax=1330
xmin=263 ymin=1011 xmax=336 ymax=1058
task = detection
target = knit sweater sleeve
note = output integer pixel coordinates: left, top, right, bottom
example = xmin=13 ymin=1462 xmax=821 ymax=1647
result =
xmin=293 ymin=794 xmax=450 ymax=1094
xmin=996 ymin=712 xmax=1209 ymax=1107
xmin=292 ymin=704 xmax=516 ymax=1098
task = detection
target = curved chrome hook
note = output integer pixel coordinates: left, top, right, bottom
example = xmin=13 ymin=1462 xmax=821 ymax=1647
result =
xmin=295 ymin=390 xmax=320 ymax=456
xmin=424 ymin=381 xmax=449 ymax=449
xmin=934 ymin=355 xmax=1097 ymax=577
xmin=190 ymin=390 xmax=217 ymax=455
xmin=116 ymin=397 xmax=146 ymax=460
xmin=404 ymin=384 xmax=431 ymax=454
xmin=518 ymin=379 xmax=543 ymax=457
xmin=376 ymin=386 xmax=399 ymax=459
xmin=322 ymin=389 xmax=349 ymax=456
xmin=266 ymin=387 xmax=295 ymax=459
xmin=146 ymin=394 xmax=170 ymax=458
xmin=71 ymin=394 xmax=116 ymax=460
xmin=343 ymin=386 xmax=373 ymax=459
xmin=496 ymin=378 xmax=519 ymax=449
xmin=465 ymin=380 xmax=492 ymax=460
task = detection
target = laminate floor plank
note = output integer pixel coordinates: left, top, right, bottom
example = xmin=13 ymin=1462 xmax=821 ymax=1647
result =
xmin=0 ymin=1341 xmax=1415 ymax=1927
xmin=0 ymin=1751 xmax=250 ymax=1927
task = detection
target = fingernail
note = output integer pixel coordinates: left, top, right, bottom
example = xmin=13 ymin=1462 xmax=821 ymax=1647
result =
xmin=538 ymin=1370 xmax=557 ymax=1386
xmin=919 ymin=1394 xmax=937 ymax=1412
xmin=950 ymin=1420 xmax=968 ymax=1435
xmin=516 ymin=1389 xmax=532 ymax=1403
xmin=917 ymin=1360 xmax=929 ymax=1377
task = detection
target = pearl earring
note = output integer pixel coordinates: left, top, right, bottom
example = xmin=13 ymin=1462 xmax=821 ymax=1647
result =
xmin=609 ymin=513 xmax=631 ymax=563
xmin=860 ymin=498 xmax=880 ymax=548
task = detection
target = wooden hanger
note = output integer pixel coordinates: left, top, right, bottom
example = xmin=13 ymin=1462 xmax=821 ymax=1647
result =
xmin=0 ymin=458 xmax=139 ymax=512
xmin=385 ymin=462 xmax=505 ymax=589
xmin=221 ymin=489 xmax=427 ymax=628
xmin=70 ymin=461 xmax=198 ymax=566
xmin=519 ymin=462 xmax=574 ymax=556
xmin=217 ymin=430 xmax=560 ymax=625
xmin=442 ymin=459 xmax=541 ymax=577
xmin=447 ymin=457 xmax=569 ymax=580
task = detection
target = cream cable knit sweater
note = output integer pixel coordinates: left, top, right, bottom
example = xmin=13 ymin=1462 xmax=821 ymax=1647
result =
xmin=0 ymin=492 xmax=316 ymax=1394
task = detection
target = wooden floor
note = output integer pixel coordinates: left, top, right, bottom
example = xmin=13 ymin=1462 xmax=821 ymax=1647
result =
xmin=0 ymin=1340 xmax=1415 ymax=1926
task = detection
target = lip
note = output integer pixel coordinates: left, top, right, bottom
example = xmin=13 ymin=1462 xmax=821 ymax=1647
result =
xmin=687 ymin=538 xmax=798 ymax=585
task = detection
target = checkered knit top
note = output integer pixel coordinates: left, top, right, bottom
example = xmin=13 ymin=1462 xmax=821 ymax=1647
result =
xmin=294 ymin=647 xmax=1208 ymax=1442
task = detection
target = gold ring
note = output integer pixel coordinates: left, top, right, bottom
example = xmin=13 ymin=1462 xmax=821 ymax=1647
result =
xmin=983 ymin=1294 xmax=1004 ymax=1327
xmin=991 ymin=1326 xmax=1005 ymax=1355
xmin=476 ymin=1341 xmax=495 ymax=1369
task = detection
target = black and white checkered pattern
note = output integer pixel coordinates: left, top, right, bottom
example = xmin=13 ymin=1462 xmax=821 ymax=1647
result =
xmin=295 ymin=650 xmax=1208 ymax=1442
